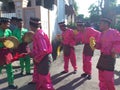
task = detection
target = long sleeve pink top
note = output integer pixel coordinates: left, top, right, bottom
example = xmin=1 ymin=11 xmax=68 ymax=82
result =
xmin=76 ymin=27 xmax=101 ymax=44
xmin=61 ymin=28 xmax=76 ymax=47
xmin=96 ymin=28 xmax=120 ymax=55
xmin=32 ymin=29 xmax=52 ymax=63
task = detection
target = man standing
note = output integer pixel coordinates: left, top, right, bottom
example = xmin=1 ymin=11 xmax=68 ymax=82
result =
xmin=95 ymin=17 xmax=120 ymax=90
xmin=58 ymin=21 xmax=77 ymax=74
xmin=29 ymin=17 xmax=54 ymax=90
xmin=0 ymin=17 xmax=18 ymax=89
xmin=12 ymin=18 xmax=31 ymax=75
xmin=76 ymin=21 xmax=100 ymax=79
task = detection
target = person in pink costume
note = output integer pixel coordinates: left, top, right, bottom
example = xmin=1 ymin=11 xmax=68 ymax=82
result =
xmin=95 ymin=17 xmax=120 ymax=90
xmin=58 ymin=21 xmax=77 ymax=74
xmin=29 ymin=17 xmax=54 ymax=90
xmin=76 ymin=22 xmax=101 ymax=79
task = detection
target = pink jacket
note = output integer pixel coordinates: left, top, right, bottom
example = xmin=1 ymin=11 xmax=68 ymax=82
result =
xmin=96 ymin=28 xmax=120 ymax=55
xmin=76 ymin=27 xmax=101 ymax=44
xmin=61 ymin=28 xmax=76 ymax=47
xmin=32 ymin=29 xmax=52 ymax=63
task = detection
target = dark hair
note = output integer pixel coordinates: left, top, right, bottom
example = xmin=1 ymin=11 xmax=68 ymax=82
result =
xmin=76 ymin=21 xmax=85 ymax=27
xmin=17 ymin=18 xmax=23 ymax=22
xmin=85 ymin=22 xmax=91 ymax=27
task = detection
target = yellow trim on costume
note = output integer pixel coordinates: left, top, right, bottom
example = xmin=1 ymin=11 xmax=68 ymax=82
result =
xmin=57 ymin=46 xmax=61 ymax=56
xmin=89 ymin=36 xmax=96 ymax=50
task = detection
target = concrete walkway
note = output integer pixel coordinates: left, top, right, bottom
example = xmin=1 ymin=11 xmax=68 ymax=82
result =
xmin=0 ymin=45 xmax=120 ymax=90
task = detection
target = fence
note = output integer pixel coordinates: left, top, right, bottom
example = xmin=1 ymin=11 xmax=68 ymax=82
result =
xmin=1 ymin=13 xmax=16 ymax=18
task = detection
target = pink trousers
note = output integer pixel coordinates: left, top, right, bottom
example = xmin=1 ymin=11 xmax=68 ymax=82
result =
xmin=98 ymin=70 xmax=115 ymax=90
xmin=36 ymin=73 xmax=54 ymax=90
xmin=82 ymin=54 xmax=92 ymax=75
xmin=32 ymin=64 xmax=54 ymax=90
xmin=63 ymin=48 xmax=77 ymax=72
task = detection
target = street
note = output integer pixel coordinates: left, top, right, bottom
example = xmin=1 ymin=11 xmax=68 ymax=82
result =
xmin=0 ymin=45 xmax=120 ymax=90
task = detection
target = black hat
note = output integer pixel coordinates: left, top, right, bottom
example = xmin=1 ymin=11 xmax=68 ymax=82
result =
xmin=0 ymin=17 xmax=10 ymax=23
xmin=29 ymin=17 xmax=41 ymax=24
xmin=11 ymin=17 xmax=18 ymax=21
xmin=76 ymin=21 xmax=85 ymax=26
xmin=58 ymin=21 xmax=67 ymax=27
xmin=58 ymin=21 xmax=65 ymax=25
xmin=100 ymin=17 xmax=112 ymax=24
xmin=17 ymin=18 xmax=23 ymax=22
xmin=11 ymin=17 xmax=18 ymax=20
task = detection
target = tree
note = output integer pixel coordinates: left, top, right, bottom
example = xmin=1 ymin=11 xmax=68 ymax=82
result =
xmin=73 ymin=0 xmax=78 ymax=15
xmin=88 ymin=3 xmax=101 ymax=24
xmin=89 ymin=4 xmax=100 ymax=16
xmin=88 ymin=0 xmax=117 ymax=24
xmin=99 ymin=0 xmax=117 ymax=18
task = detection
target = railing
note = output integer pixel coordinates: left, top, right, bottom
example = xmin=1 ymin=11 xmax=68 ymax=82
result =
xmin=1 ymin=13 xmax=16 ymax=18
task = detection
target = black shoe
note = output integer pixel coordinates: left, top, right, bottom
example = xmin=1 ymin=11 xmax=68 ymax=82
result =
xmin=60 ymin=71 xmax=68 ymax=74
xmin=81 ymin=73 xmax=88 ymax=77
xmin=26 ymin=73 xmax=32 ymax=75
xmin=73 ymin=70 xmax=77 ymax=74
xmin=28 ymin=81 xmax=36 ymax=85
xmin=87 ymin=75 xmax=91 ymax=80
xmin=20 ymin=71 xmax=23 ymax=75
xmin=8 ymin=85 xmax=18 ymax=89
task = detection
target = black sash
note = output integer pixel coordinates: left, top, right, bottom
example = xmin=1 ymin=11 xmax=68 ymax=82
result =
xmin=96 ymin=53 xmax=116 ymax=71
xmin=83 ymin=44 xmax=94 ymax=56
xmin=37 ymin=54 xmax=53 ymax=75
xmin=63 ymin=45 xmax=73 ymax=56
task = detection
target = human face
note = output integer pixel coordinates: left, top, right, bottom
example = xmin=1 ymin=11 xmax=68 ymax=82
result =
xmin=17 ymin=21 xmax=23 ymax=28
xmin=76 ymin=24 xmax=84 ymax=32
xmin=99 ymin=21 xmax=108 ymax=32
xmin=30 ymin=26 xmax=36 ymax=32
xmin=59 ymin=24 xmax=66 ymax=31
xmin=1 ymin=22 xmax=10 ymax=30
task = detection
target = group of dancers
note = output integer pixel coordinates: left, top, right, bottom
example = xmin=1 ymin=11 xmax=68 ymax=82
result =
xmin=58 ymin=17 xmax=120 ymax=90
xmin=0 ymin=16 xmax=120 ymax=90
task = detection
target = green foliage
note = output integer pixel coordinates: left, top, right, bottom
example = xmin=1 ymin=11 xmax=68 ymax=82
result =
xmin=89 ymin=4 xmax=100 ymax=16
xmin=109 ymin=0 xmax=117 ymax=7
xmin=73 ymin=0 xmax=78 ymax=15
xmin=114 ymin=21 xmax=120 ymax=31
xmin=67 ymin=22 xmax=76 ymax=29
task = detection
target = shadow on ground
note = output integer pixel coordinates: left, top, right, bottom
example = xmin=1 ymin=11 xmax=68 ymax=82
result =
xmin=114 ymin=70 xmax=120 ymax=85
xmin=51 ymin=72 xmax=88 ymax=90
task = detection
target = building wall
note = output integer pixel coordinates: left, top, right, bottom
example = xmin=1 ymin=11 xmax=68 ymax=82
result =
xmin=50 ymin=0 xmax=66 ymax=40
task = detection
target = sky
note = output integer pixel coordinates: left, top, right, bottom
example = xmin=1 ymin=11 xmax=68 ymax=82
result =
xmin=75 ymin=0 xmax=120 ymax=17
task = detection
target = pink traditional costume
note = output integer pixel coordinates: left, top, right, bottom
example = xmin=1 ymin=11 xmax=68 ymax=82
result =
xmin=58 ymin=21 xmax=77 ymax=74
xmin=95 ymin=17 xmax=120 ymax=90
xmin=29 ymin=17 xmax=54 ymax=90
xmin=76 ymin=22 xmax=101 ymax=79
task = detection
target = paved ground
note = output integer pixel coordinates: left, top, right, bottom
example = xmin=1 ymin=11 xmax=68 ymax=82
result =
xmin=0 ymin=45 xmax=120 ymax=90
